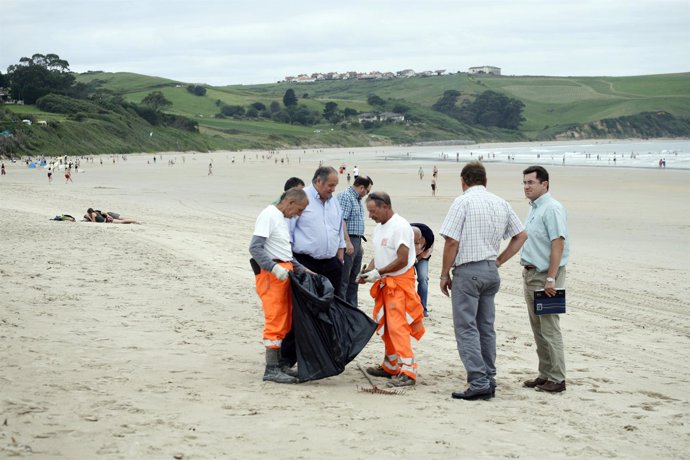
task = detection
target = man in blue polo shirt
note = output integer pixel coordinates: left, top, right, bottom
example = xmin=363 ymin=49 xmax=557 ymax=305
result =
xmin=520 ymin=165 xmax=570 ymax=393
xmin=337 ymin=175 xmax=373 ymax=306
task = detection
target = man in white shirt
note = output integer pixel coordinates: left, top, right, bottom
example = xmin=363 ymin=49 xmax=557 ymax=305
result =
xmin=440 ymin=161 xmax=527 ymax=400
xmin=249 ymin=188 xmax=308 ymax=384
xmin=358 ymin=192 xmax=425 ymax=387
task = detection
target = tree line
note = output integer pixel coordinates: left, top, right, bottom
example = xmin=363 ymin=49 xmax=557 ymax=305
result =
xmin=1 ymin=53 xmax=198 ymax=133
xmin=214 ymin=88 xmax=361 ymax=127
xmin=432 ymin=89 xmax=525 ymax=130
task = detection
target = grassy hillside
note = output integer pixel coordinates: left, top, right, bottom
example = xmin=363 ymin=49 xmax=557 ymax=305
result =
xmin=231 ymin=73 xmax=690 ymax=136
xmin=3 ymin=70 xmax=687 ymax=156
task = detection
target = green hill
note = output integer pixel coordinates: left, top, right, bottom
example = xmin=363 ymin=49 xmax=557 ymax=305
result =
xmin=2 ymin=70 xmax=689 ymax=156
xmin=77 ymin=71 xmax=690 ymax=141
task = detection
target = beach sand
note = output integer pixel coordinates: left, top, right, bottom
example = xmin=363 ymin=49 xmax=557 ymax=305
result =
xmin=1 ymin=146 xmax=689 ymax=459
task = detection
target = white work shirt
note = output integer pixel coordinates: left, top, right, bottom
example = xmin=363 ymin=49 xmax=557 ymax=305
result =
xmin=373 ymin=213 xmax=416 ymax=277
xmin=253 ymin=205 xmax=293 ymax=262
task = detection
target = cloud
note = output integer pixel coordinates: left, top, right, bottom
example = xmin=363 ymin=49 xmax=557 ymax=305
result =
xmin=2 ymin=0 xmax=688 ymax=85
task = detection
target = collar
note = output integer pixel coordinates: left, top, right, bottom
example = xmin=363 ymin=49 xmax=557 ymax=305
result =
xmin=307 ymin=185 xmax=331 ymax=203
xmin=464 ymin=185 xmax=486 ymax=194
xmin=348 ymin=186 xmax=362 ymax=201
xmin=530 ymin=192 xmax=552 ymax=208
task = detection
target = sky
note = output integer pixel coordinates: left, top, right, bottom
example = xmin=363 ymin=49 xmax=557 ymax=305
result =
xmin=3 ymin=0 xmax=689 ymax=86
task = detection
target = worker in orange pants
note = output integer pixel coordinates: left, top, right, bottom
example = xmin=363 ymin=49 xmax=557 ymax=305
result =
xmin=255 ymin=261 xmax=294 ymax=349
xmin=249 ymin=188 xmax=309 ymax=384
xmin=358 ymin=191 xmax=425 ymax=387
xmin=370 ymin=267 xmax=425 ymax=381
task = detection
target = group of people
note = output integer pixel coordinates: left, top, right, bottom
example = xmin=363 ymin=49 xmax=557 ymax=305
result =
xmin=438 ymin=162 xmax=569 ymax=399
xmin=249 ymin=161 xmax=569 ymax=400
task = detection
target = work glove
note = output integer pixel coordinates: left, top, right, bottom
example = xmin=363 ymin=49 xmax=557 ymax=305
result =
xmin=271 ymin=264 xmax=289 ymax=281
xmin=360 ymin=268 xmax=381 ymax=283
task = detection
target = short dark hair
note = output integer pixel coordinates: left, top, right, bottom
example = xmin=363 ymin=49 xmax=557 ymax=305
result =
xmin=460 ymin=161 xmax=487 ymax=187
xmin=366 ymin=191 xmax=391 ymax=207
xmin=353 ymin=175 xmax=373 ymax=188
xmin=523 ymin=165 xmax=549 ymax=183
xmin=283 ymin=176 xmax=305 ymax=191
xmin=312 ymin=166 xmax=337 ymax=184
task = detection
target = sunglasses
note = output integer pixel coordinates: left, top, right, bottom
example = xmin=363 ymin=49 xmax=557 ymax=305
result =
xmin=368 ymin=193 xmax=390 ymax=206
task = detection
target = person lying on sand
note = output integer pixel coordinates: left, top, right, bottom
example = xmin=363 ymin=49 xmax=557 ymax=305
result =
xmin=84 ymin=208 xmax=140 ymax=224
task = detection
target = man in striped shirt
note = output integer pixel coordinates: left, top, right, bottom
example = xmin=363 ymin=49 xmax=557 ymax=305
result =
xmin=439 ymin=161 xmax=527 ymax=400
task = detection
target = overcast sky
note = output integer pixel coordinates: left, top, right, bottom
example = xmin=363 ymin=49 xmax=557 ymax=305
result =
xmin=3 ymin=0 xmax=689 ymax=86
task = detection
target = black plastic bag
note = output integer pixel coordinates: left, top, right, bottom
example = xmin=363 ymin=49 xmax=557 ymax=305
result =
xmin=282 ymin=271 xmax=376 ymax=382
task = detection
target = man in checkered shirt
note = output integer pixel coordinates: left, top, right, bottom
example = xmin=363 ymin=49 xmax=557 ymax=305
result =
xmin=337 ymin=175 xmax=373 ymax=307
xmin=439 ymin=161 xmax=527 ymax=401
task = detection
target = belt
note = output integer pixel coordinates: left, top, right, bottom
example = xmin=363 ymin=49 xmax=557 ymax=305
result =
xmin=348 ymin=234 xmax=367 ymax=242
xmin=523 ymin=265 xmax=538 ymax=270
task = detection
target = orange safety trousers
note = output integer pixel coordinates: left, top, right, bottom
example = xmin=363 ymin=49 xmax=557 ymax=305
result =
xmin=369 ymin=267 xmax=425 ymax=380
xmin=255 ymin=261 xmax=293 ymax=349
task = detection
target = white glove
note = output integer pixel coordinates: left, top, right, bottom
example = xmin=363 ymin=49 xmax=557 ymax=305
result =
xmin=361 ymin=269 xmax=382 ymax=283
xmin=271 ymin=264 xmax=289 ymax=281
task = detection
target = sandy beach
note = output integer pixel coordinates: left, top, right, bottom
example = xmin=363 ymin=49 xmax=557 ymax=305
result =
xmin=1 ymin=145 xmax=689 ymax=459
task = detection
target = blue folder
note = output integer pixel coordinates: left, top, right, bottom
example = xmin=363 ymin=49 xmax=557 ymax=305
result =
xmin=533 ymin=289 xmax=566 ymax=315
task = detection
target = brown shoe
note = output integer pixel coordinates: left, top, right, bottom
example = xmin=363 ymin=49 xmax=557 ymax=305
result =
xmin=366 ymin=366 xmax=393 ymax=378
xmin=523 ymin=377 xmax=547 ymax=388
xmin=536 ymin=380 xmax=566 ymax=393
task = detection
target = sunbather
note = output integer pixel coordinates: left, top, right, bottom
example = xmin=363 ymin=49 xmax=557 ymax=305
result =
xmin=84 ymin=208 xmax=140 ymax=224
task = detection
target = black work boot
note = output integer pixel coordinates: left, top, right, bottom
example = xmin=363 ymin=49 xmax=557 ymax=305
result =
xmin=278 ymin=349 xmax=299 ymax=378
xmin=263 ymin=348 xmax=298 ymax=384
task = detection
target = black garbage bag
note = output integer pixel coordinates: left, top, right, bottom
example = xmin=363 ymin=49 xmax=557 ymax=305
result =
xmin=282 ymin=271 xmax=377 ymax=382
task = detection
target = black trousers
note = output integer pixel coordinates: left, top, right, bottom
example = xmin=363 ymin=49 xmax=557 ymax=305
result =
xmin=294 ymin=253 xmax=343 ymax=298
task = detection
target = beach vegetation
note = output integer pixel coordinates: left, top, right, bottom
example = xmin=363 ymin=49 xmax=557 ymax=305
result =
xmin=220 ymin=104 xmax=246 ymax=117
xmin=5 ymin=53 xmax=76 ymax=104
xmin=367 ymin=94 xmax=386 ymax=107
xmin=283 ymin=89 xmax=298 ymax=107
xmin=186 ymin=84 xmax=207 ymax=96
xmin=141 ymin=91 xmax=172 ymax=111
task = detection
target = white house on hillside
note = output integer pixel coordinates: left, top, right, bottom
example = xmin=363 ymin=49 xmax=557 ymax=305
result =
xmin=468 ymin=66 xmax=501 ymax=76
xmin=357 ymin=112 xmax=405 ymax=123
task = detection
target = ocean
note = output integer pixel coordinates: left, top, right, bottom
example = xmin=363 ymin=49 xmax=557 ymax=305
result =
xmin=394 ymin=139 xmax=690 ymax=170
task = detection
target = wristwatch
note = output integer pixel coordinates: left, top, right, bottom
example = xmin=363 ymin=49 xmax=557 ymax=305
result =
xmin=546 ymin=277 xmax=556 ymax=284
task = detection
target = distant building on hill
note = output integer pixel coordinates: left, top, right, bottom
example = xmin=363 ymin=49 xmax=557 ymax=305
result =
xmin=357 ymin=112 xmax=405 ymax=123
xmin=468 ymin=66 xmax=501 ymax=76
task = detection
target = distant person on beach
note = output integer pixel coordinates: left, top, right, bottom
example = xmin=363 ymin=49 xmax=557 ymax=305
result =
xmin=352 ymin=165 xmax=359 ymax=179
xmin=431 ymin=174 xmax=437 ymax=197
xmin=208 ymin=162 xmax=213 ymax=175
xmin=47 ymin=167 xmax=53 ymax=183
xmin=418 ymin=166 xmax=424 ymax=180
xmin=439 ymin=161 xmax=526 ymax=401
xmin=337 ymin=175 xmax=373 ymax=307
xmin=65 ymin=169 xmax=73 ymax=183
xmin=290 ymin=167 xmax=346 ymax=297
xmin=249 ymin=187 xmax=309 ymax=384
xmin=358 ymin=191 xmax=425 ymax=387
xmin=520 ymin=165 xmax=570 ymax=393
xmin=84 ymin=208 xmax=139 ymax=224
xmin=1 ymin=163 xmax=5 ymax=175
xmin=410 ymin=223 xmax=434 ymax=317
